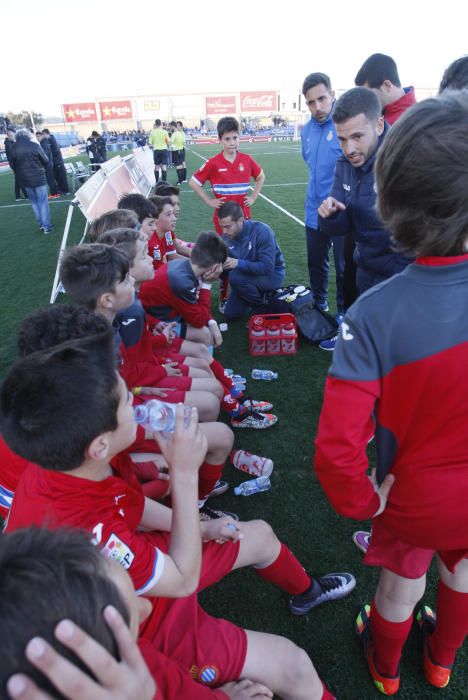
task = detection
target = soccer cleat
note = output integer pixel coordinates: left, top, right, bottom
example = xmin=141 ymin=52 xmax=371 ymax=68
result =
xmin=230 ymin=412 xmax=278 ymax=430
xmin=335 ymin=313 xmax=345 ymax=325
xmin=416 ymin=604 xmax=452 ymax=688
xmin=218 ymin=300 xmax=227 ymax=314
xmin=289 ymin=572 xmax=356 ymax=615
xmin=353 ymin=530 xmax=372 ymax=554
xmin=43 ymin=227 xmax=54 ymax=234
xmin=316 ymin=301 xmax=329 ymax=312
xmin=199 ymin=503 xmax=239 ymax=521
xmin=232 ymin=398 xmax=274 ymax=417
xmin=207 ymin=479 xmax=229 ymax=498
xmin=355 ymin=604 xmax=400 ymax=695
xmin=319 ymin=335 xmax=338 ymax=351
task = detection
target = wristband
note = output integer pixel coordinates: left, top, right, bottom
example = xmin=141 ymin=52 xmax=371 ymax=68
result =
xmin=132 ymin=387 xmax=142 ymax=395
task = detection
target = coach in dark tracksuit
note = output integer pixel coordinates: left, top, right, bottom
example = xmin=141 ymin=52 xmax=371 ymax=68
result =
xmin=319 ymin=88 xmax=412 ymax=300
xmin=218 ymin=201 xmax=285 ymax=319
xmin=42 ymin=129 xmax=70 ymax=194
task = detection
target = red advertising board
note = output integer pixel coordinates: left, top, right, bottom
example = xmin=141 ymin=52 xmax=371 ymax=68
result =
xmin=62 ymin=103 xmax=98 ymax=123
xmin=240 ymin=91 xmax=277 ymax=112
xmin=99 ymin=100 xmax=133 ymax=120
xmin=205 ymin=96 xmax=236 ymax=115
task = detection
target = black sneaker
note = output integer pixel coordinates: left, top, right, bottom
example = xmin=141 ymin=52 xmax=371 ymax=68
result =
xmin=199 ymin=503 xmax=239 ymax=521
xmin=207 ymin=479 xmax=229 ymax=498
xmin=288 ymin=572 xmax=356 ymax=615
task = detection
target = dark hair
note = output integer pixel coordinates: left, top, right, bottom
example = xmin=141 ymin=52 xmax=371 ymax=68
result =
xmin=217 ymin=117 xmax=239 ymax=139
xmin=0 ymin=335 xmax=120 ymax=470
xmin=176 ymin=121 xmax=183 ymax=128
xmin=154 ymin=182 xmax=180 ymax=197
xmin=88 ymin=209 xmax=139 ymax=242
xmin=42 ymin=128 xmax=51 ymax=135
xmin=376 ymin=92 xmax=468 ymax=256
xmin=302 ymin=72 xmax=332 ymax=95
xmin=191 ymin=231 xmax=227 ymax=268
xmin=60 ymin=244 xmax=129 ymax=309
xmin=0 ymin=527 xmax=129 ymax=698
xmin=97 ymin=228 xmax=140 ymax=266
xmin=218 ymin=201 xmax=243 ymax=220
xmin=355 ymin=53 xmax=401 ymax=88
xmin=154 ymin=119 xmax=161 ymax=127
xmin=118 ymin=194 xmax=157 ymax=223
xmin=17 ymin=305 xmax=111 ymax=357
xmin=91 ymin=130 xmax=100 ymax=137
xmin=439 ymin=56 xmax=468 ymax=93
xmin=148 ymin=195 xmax=173 ymax=218
xmin=333 ymin=87 xmax=382 ymax=124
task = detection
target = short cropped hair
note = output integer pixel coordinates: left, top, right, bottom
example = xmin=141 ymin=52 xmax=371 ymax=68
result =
xmin=17 ymin=305 xmax=111 ymax=357
xmin=98 ymin=228 xmax=140 ymax=266
xmin=176 ymin=120 xmax=183 ymax=128
xmin=154 ymin=119 xmax=161 ymax=127
xmin=302 ymin=72 xmax=332 ymax=95
xmin=191 ymin=231 xmax=227 ymax=268
xmin=333 ymin=87 xmax=382 ymax=124
xmin=118 ymin=194 xmax=157 ymax=223
xmin=148 ymin=195 xmax=173 ymax=218
xmin=1 ymin=335 xmax=120 ymax=470
xmin=355 ymin=53 xmax=401 ymax=88
xmin=376 ymin=91 xmax=468 ymax=256
xmin=439 ymin=56 xmax=468 ymax=92
xmin=0 ymin=528 xmax=129 ymax=697
xmin=154 ymin=182 xmax=180 ymax=197
xmin=217 ymin=117 xmax=239 ymax=138
xmin=218 ymin=201 xmax=244 ymax=220
xmin=60 ymin=244 xmax=129 ymax=309
xmin=88 ymin=208 xmax=138 ymax=242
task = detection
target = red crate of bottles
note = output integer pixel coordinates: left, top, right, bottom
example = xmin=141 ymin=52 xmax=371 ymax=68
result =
xmin=248 ymin=313 xmax=297 ymax=356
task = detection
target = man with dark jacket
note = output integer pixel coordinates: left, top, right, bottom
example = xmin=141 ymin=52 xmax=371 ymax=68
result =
xmin=42 ymin=128 xmax=70 ymax=195
xmin=4 ymin=128 xmax=27 ymax=201
xmin=218 ymin=201 xmax=285 ymax=319
xmin=37 ymin=131 xmax=59 ymax=198
xmin=10 ymin=129 xmax=53 ymax=233
xmin=318 ymin=88 xmax=412 ymax=348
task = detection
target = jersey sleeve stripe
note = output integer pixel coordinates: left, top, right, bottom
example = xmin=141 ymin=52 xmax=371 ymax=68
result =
xmin=191 ymin=175 xmax=203 ymax=186
xmin=135 ymin=548 xmax=166 ymax=595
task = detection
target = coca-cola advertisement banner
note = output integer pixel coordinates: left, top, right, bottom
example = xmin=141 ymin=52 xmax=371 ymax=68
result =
xmin=62 ymin=103 xmax=98 ymax=123
xmin=240 ymin=91 xmax=277 ymax=113
xmin=205 ymin=96 xmax=236 ymax=115
xmin=99 ymin=100 xmax=133 ymax=121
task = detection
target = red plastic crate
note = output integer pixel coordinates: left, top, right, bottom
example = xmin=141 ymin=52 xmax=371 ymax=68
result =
xmin=248 ymin=313 xmax=298 ymax=356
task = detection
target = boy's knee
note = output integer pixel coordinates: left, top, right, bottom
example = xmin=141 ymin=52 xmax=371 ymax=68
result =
xmin=280 ymin=643 xmax=313 ymax=687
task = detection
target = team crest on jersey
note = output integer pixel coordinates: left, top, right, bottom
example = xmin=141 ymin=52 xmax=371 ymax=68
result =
xmin=102 ymin=534 xmax=135 ymax=570
xmin=198 ymin=665 xmax=219 ymax=685
xmin=153 ymin=248 xmax=161 ymax=260
xmin=343 ymin=184 xmax=351 ymax=192
xmin=239 ymin=163 xmax=245 ymax=172
xmin=327 ymin=130 xmax=333 ymax=141
xmin=165 ymin=232 xmax=173 ymax=246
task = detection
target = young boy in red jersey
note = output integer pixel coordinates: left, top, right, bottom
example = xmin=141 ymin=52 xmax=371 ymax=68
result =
xmin=2 ymin=336 xmax=354 ymax=700
xmin=145 ymin=195 xmax=180 ymax=270
xmin=153 ymin=183 xmax=193 ymax=258
xmin=315 ymin=92 xmax=468 ymax=695
xmin=189 ymin=117 xmax=265 ymax=307
xmin=117 ymin=194 xmax=159 ymax=241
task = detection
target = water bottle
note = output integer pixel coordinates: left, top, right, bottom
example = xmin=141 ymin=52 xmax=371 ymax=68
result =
xmin=266 ymin=324 xmax=281 ymax=354
xmin=134 ymin=400 xmax=191 ymax=433
xmin=251 ymin=369 xmax=278 ymax=380
xmin=281 ymin=322 xmax=296 ymax=354
xmin=231 ymin=450 xmax=274 ymax=478
xmin=234 ymin=476 xmax=271 ymax=496
xmin=251 ymin=324 xmax=266 ymax=354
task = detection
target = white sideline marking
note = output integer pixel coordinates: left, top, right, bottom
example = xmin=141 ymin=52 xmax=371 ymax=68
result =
xmin=0 ymin=199 xmax=73 ymax=209
xmin=187 ymin=148 xmax=305 ymax=227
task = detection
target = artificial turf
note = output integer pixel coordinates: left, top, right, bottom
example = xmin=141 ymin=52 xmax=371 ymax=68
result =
xmin=0 ymin=143 xmax=466 ymax=699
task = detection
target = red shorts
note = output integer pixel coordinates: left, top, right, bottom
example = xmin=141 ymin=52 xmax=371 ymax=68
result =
xmin=140 ymin=537 xmax=246 ymax=687
xmin=158 ymin=376 xmax=192 ymax=391
xmin=364 ymin=518 xmax=468 ymax=579
xmin=168 ymin=336 xmax=183 ymax=352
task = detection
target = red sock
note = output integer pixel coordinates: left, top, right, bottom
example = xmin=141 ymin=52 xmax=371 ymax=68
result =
xmin=370 ymin=599 xmax=413 ymax=677
xmin=220 ymin=273 xmax=229 ymax=301
xmin=210 ymin=358 xmax=233 ymax=391
xmin=321 ymin=682 xmax=335 ymax=700
xmin=198 ymin=462 xmax=223 ymax=500
xmin=255 ymin=543 xmax=311 ymax=594
xmin=429 ymin=580 xmax=468 ymax=666
xmin=221 ymin=393 xmax=239 ymax=414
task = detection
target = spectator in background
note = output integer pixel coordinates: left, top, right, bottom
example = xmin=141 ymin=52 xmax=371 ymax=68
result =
xmin=354 ymin=53 xmax=416 ymax=125
xmin=4 ymin=128 xmax=27 ymax=201
xmin=439 ymin=55 xmax=468 ymax=92
xmin=170 ymin=120 xmax=187 ymax=184
xmin=301 ymin=72 xmax=345 ymax=317
xmin=149 ymin=119 xmax=170 ymax=182
xmin=86 ymin=131 xmax=107 ymax=172
xmin=42 ymin=128 xmax=70 ymax=195
xmin=36 ymin=131 xmax=59 ymax=199
xmin=10 ymin=128 xmax=53 ymax=233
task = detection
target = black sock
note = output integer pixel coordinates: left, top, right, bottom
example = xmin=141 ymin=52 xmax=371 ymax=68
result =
xmin=177 ymin=168 xmax=183 ymax=183
xmin=182 ymin=167 xmax=187 ymax=181
xmin=155 ymin=170 xmax=160 ymax=182
xmin=162 ymin=170 xmax=167 ymax=181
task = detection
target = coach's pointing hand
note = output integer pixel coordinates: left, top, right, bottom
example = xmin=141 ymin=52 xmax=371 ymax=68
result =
xmin=318 ymin=196 xmax=346 ymax=218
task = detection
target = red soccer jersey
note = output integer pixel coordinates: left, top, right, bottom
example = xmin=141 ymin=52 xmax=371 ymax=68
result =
xmin=148 ymin=230 xmax=177 ymax=270
xmin=0 ymin=436 xmax=30 ymax=520
xmin=5 ymin=454 xmax=166 ymax=595
xmin=192 ymin=151 xmax=262 ymax=233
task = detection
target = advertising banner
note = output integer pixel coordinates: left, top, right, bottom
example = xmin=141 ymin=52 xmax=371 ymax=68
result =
xmin=205 ymin=96 xmax=236 ymax=115
xmin=62 ymin=103 xmax=98 ymax=123
xmin=240 ymin=91 xmax=277 ymax=113
xmin=99 ymin=100 xmax=133 ymax=120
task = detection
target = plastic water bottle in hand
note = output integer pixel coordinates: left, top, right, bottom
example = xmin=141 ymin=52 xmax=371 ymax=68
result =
xmin=251 ymin=369 xmax=278 ymax=381
xmin=234 ymin=476 xmax=271 ymax=496
xmin=134 ymin=400 xmax=191 ymax=433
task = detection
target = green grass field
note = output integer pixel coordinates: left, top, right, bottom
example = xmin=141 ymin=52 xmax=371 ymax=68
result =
xmin=0 ymin=143 xmax=466 ymax=699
